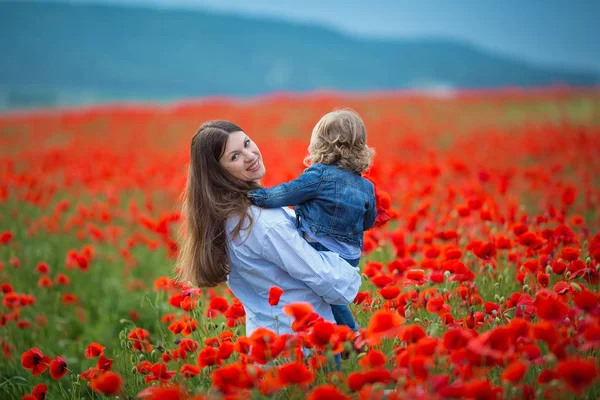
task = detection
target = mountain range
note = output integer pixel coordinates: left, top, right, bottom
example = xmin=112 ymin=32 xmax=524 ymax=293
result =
xmin=0 ymin=1 xmax=598 ymax=109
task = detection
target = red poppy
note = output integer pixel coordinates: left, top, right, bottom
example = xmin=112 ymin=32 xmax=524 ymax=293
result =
xmin=574 ymin=291 xmax=598 ymax=312
xmin=211 ymin=363 xmax=260 ymax=395
xmin=277 ymin=362 xmax=314 ymax=386
xmin=358 ymin=349 xmax=386 ymax=368
xmin=197 ymin=346 xmax=221 ymax=368
xmin=21 ymin=347 xmax=51 ymax=376
xmin=308 ymin=384 xmax=351 ymax=400
xmin=535 ymin=297 xmax=569 ymax=322
xmin=97 ymin=354 xmax=113 ymax=371
xmin=49 ymin=356 xmax=68 ymax=379
xmin=379 ymin=285 xmax=400 ymax=300
xmin=128 ymin=328 xmax=153 ymax=352
xmin=283 ymin=302 xmax=314 ymax=325
xmin=84 ymin=342 xmax=105 ymax=358
xmin=561 ymin=247 xmax=580 ymax=261
xmin=137 ymin=385 xmax=189 ymax=400
xmin=145 ymin=362 xmax=176 ymax=383
xmin=0 ymin=231 xmax=13 ymax=245
xmin=501 ymin=360 xmax=528 ymax=383
xmin=536 ymin=272 xmax=549 ymax=288
xmin=401 ymin=324 xmax=426 ymax=344
xmin=90 ymin=371 xmax=123 ymax=395
xmin=180 ymin=364 xmax=201 ymax=378
xmin=268 ymin=286 xmax=284 ymax=306
xmin=309 ymin=321 xmax=335 ymax=347
xmin=32 ymin=384 xmax=47 ymax=400
xmin=556 ymin=358 xmax=598 ymax=394
xmin=366 ymin=310 xmax=404 ymax=345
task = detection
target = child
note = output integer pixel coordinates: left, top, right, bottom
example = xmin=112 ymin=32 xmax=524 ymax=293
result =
xmin=248 ymin=109 xmax=376 ymax=332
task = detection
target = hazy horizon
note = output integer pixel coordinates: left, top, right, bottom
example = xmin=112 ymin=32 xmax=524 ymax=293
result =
xmin=26 ymin=0 xmax=600 ymax=73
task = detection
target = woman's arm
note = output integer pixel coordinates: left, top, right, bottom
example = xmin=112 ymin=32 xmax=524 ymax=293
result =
xmin=260 ymin=217 xmax=361 ymax=305
xmin=248 ymin=164 xmax=324 ymax=208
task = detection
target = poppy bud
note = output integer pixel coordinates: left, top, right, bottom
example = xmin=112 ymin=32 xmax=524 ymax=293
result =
xmin=150 ymin=350 xmax=157 ymax=358
xmin=570 ymin=282 xmax=583 ymax=292
xmin=499 ymin=296 xmax=505 ymax=303
xmin=565 ymin=271 xmax=571 ymax=279
xmin=357 ymin=352 xmax=367 ymax=360
xmin=414 ymin=318 xmax=422 ymax=323
xmin=523 ymin=284 xmax=530 ymax=292
xmin=361 ymin=273 xmax=369 ymax=281
xmin=130 ymin=355 xmax=137 ymax=364
xmin=546 ymin=265 xmax=553 ymax=274
xmin=131 ymin=367 xmax=137 ymax=374
xmin=498 ymin=274 xmax=504 ymax=282
xmin=586 ymin=257 xmax=591 ymax=266
xmin=405 ymin=310 xmax=411 ymax=318
xmin=139 ymin=354 xmax=144 ymax=360
xmin=492 ymin=310 xmax=497 ymax=316
xmin=444 ymin=270 xmax=451 ymax=278
xmin=494 ymin=294 xmax=500 ymax=302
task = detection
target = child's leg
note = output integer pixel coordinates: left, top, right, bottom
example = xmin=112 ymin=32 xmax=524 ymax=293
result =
xmin=331 ymin=304 xmax=358 ymax=331
xmin=306 ymin=240 xmax=361 ymax=331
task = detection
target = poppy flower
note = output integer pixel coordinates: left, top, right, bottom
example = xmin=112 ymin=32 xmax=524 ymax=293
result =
xmin=573 ymin=291 xmax=598 ymax=312
xmin=556 ymin=358 xmax=598 ymax=394
xmin=366 ymin=310 xmax=404 ymax=345
xmin=21 ymin=347 xmax=51 ymax=376
xmin=501 ymin=360 xmax=528 ymax=383
xmin=180 ymin=364 xmax=201 ymax=378
xmin=84 ymin=342 xmax=105 ymax=358
xmin=137 ymin=385 xmax=188 ymax=400
xmin=379 ymin=285 xmax=400 ymax=300
xmin=283 ymin=302 xmax=314 ymax=326
xmin=308 ymin=321 xmax=335 ymax=347
xmin=90 ymin=371 xmax=123 ymax=395
xmin=32 ymin=383 xmax=47 ymax=400
xmin=268 ymin=286 xmax=284 ymax=306
xmin=277 ymin=362 xmax=314 ymax=386
xmin=211 ymin=363 xmax=260 ymax=395
xmin=535 ymin=297 xmax=569 ymax=322
xmin=401 ymin=324 xmax=426 ymax=344
xmin=97 ymin=354 xmax=113 ymax=371
xmin=358 ymin=349 xmax=386 ymax=368
xmin=145 ymin=362 xmax=176 ymax=383
xmin=308 ymin=384 xmax=351 ymax=400
xmin=196 ymin=346 xmax=221 ymax=368
xmin=128 ymin=328 xmax=153 ymax=352
xmin=49 ymin=356 xmax=68 ymax=379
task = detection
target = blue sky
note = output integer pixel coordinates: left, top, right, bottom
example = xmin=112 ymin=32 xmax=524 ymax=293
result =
xmin=56 ymin=0 xmax=600 ymax=71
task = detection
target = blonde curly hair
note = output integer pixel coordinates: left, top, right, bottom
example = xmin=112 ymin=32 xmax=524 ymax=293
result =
xmin=304 ymin=108 xmax=374 ymax=173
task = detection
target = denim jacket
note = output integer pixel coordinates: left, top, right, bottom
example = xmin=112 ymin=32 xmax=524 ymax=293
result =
xmin=248 ymin=163 xmax=377 ymax=249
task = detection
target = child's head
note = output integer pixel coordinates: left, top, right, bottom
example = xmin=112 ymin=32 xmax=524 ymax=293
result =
xmin=304 ymin=108 xmax=374 ymax=173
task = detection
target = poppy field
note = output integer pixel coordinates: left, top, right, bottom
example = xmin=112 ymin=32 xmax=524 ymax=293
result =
xmin=1 ymin=87 xmax=600 ymax=399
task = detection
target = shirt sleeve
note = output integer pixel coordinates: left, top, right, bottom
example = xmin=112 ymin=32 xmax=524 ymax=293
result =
xmin=363 ymin=196 xmax=378 ymax=231
xmin=260 ymin=218 xmax=361 ymax=305
xmin=248 ymin=164 xmax=324 ymax=208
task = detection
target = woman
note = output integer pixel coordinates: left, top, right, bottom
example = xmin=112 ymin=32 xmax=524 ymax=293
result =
xmin=176 ymin=120 xmax=361 ymax=337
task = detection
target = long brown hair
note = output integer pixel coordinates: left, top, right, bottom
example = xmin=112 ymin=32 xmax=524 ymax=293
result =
xmin=176 ymin=120 xmax=260 ymax=287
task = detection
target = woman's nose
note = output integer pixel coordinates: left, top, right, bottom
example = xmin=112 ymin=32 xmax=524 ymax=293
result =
xmin=242 ymin=150 xmax=254 ymax=162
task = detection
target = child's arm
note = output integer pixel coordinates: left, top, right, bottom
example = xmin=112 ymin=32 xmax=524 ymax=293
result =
xmin=249 ymin=164 xmax=324 ymax=208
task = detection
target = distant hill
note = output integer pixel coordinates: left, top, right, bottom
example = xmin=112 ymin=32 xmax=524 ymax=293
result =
xmin=0 ymin=1 xmax=598 ymax=109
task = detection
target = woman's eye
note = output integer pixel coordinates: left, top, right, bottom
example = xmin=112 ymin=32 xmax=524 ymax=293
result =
xmin=244 ymin=139 xmax=250 ymax=147
xmin=232 ymin=153 xmax=239 ymax=161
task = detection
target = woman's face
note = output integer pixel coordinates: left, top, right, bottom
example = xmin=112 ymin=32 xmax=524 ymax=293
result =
xmin=219 ymin=131 xmax=266 ymax=183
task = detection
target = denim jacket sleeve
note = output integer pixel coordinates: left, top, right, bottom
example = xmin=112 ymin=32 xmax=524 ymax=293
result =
xmin=248 ymin=164 xmax=324 ymax=208
xmin=260 ymin=217 xmax=361 ymax=305
xmin=363 ymin=196 xmax=377 ymax=231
